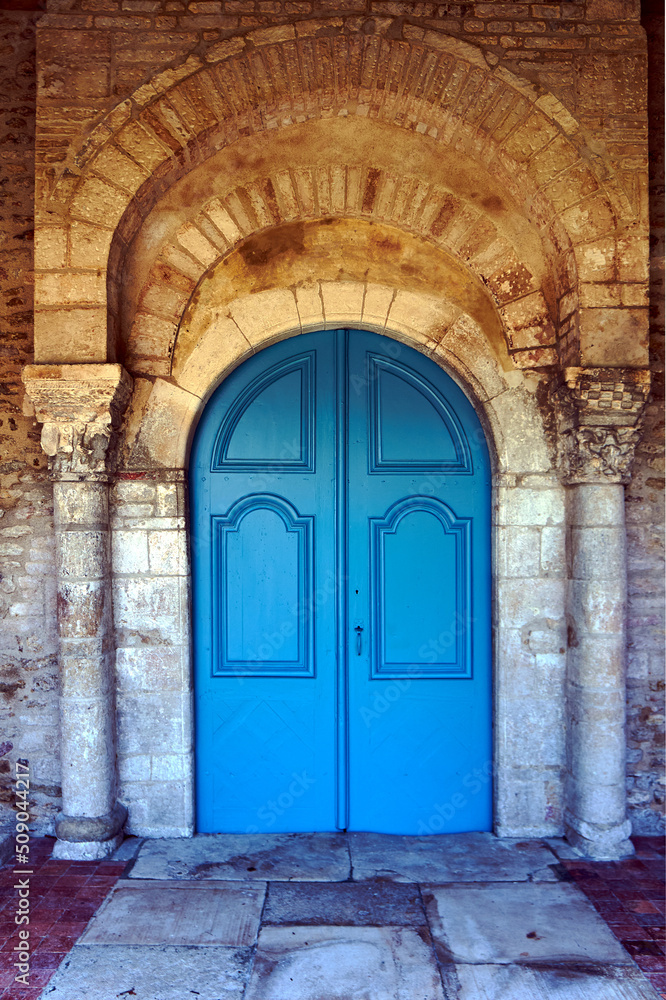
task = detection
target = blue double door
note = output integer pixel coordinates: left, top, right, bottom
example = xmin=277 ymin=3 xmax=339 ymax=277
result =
xmin=191 ymin=329 xmax=491 ymax=834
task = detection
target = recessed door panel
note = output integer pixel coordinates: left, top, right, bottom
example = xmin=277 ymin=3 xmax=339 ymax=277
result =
xmin=191 ymin=329 xmax=492 ymax=835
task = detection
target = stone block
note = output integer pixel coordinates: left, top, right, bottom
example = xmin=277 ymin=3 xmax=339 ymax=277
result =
xmin=34 ymin=226 xmax=68 ymax=270
xmin=123 ymin=780 xmax=193 ymax=837
xmin=487 ymin=389 xmax=552 ymax=474
xmin=173 ymin=317 xmax=252 ymax=399
xmin=118 ymin=753 xmax=152 ymax=782
xmin=569 ymin=579 xmax=624 ymax=635
xmin=294 ymin=283 xmax=325 ymax=332
xmin=568 ymin=774 xmax=627 ymax=822
xmin=112 ymin=529 xmax=149 ymax=574
xmin=59 ymin=696 xmax=116 ymax=816
xmin=438 ymin=314 xmax=507 ymax=401
xmin=540 ymin=526 xmax=566 ymax=576
xmin=571 ymin=526 xmax=626 ymax=580
xmin=126 ymin=379 xmax=201 ymax=469
xmin=320 ymin=280 xmax=365 ymax=327
xmin=502 ymin=697 xmax=565 ymax=766
xmin=115 ymin=645 xmax=188 ymax=692
xmin=113 ymin=576 xmax=181 ymax=633
xmin=498 ymin=578 xmax=565 ymax=628
xmin=228 ymin=290 xmax=300 ymax=347
xmin=71 ymin=176 xmax=129 ymax=228
xmin=567 ymin=483 xmax=624 ymax=527
xmin=244 ymin=925 xmax=444 ymax=1000
xmin=579 ymin=306 xmax=649 ymax=366
xmin=60 ymin=643 xmax=114 ymax=699
xmin=155 ymin=483 xmax=182 ymax=518
xmin=112 ymin=480 xmax=158 ymax=506
xmin=148 ymin=530 xmax=187 ymax=576
xmin=501 ymin=291 xmax=555 ymax=350
xmin=204 ymin=198 xmax=243 ymax=244
xmin=58 ymin=580 xmax=109 ymax=638
xmin=499 ymin=487 xmax=564 ymax=527
xmin=176 ymin=222 xmax=220 ymax=268
xmin=92 ymin=143 xmax=149 ymax=192
xmin=496 ymin=525 xmax=541 ymax=577
xmin=494 ymin=772 xmax=558 ymax=837
xmin=568 ymin=635 xmax=626 ymax=690
xmin=525 ymin=623 xmax=566 ymax=655
xmin=116 ymin=120 xmax=170 ymax=173
xmin=56 ymin=530 xmax=108 ymax=580
xmin=34 ymin=307 xmax=108 ymax=364
xmin=116 ymin=691 xmax=191 ymax=755
xmin=361 ymin=283 xmax=392 ymax=331
xmin=151 ymin=753 xmax=188 ymax=780
xmin=128 ymin=312 xmax=175 ymax=362
xmin=534 ymin=653 xmax=567 ymax=697
xmin=387 ymin=289 xmax=457 ymax=345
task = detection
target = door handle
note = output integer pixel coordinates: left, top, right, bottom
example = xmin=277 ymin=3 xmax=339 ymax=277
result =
xmin=354 ymin=624 xmax=363 ymax=655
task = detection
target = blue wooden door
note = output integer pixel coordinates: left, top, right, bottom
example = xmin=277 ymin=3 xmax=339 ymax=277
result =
xmin=191 ymin=329 xmax=491 ymax=834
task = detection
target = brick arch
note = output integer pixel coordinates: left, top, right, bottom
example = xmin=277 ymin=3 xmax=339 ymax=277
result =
xmin=34 ymin=18 xmax=645 ymax=370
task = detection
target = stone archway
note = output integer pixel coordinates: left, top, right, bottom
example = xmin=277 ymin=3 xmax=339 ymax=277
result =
xmin=24 ymin=21 xmax=651 ymax=861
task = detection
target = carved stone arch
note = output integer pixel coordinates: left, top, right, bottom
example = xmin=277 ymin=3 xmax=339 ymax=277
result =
xmin=119 ymin=272 xmax=550 ymax=480
xmin=124 ymin=166 xmax=557 ymax=377
xmin=34 ymin=18 xmax=648 ymax=372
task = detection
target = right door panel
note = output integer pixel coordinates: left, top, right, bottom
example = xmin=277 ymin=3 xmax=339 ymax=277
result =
xmin=347 ymin=332 xmax=492 ymax=834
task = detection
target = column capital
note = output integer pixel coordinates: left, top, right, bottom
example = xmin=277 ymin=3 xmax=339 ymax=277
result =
xmin=553 ymin=367 xmax=650 ymax=485
xmin=22 ymin=364 xmax=133 ymax=481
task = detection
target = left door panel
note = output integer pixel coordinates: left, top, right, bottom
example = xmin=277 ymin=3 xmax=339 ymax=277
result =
xmin=191 ymin=332 xmax=338 ymax=833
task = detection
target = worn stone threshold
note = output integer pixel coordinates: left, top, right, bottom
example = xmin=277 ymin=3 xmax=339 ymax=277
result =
xmin=34 ymin=832 xmax=660 ymax=1000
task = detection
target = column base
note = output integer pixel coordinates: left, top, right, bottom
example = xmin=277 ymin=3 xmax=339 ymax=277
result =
xmin=564 ymin=813 xmax=634 ymax=860
xmin=52 ymin=801 xmax=127 ymax=860
xmin=52 ymin=832 xmax=124 ymax=861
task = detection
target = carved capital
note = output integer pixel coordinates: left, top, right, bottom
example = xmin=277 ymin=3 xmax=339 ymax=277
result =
xmin=553 ymin=367 xmax=650 ymax=485
xmin=561 ymin=425 xmax=643 ymax=484
xmin=22 ymin=364 xmax=133 ymax=481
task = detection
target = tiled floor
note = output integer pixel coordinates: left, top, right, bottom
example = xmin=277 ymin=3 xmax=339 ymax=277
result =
xmin=559 ymin=836 xmax=666 ymax=998
xmin=0 ymin=833 xmax=662 ymax=999
xmin=0 ymin=838 xmax=125 ymax=1000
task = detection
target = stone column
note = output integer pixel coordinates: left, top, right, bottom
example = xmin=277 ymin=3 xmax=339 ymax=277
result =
xmin=22 ymin=364 xmax=132 ymax=859
xmin=557 ymin=368 xmax=650 ymax=860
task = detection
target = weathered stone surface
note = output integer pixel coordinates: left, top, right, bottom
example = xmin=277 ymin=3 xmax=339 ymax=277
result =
xmin=41 ymin=945 xmax=252 ymax=1000
xmin=80 ymin=881 xmax=265 ymax=946
xmin=56 ymin=802 xmax=127 ymax=844
xmin=424 ymin=882 xmax=632 ymax=964
xmin=129 ymin=833 xmax=351 ymax=881
xmin=439 ymin=964 xmax=659 ymax=1000
xmin=349 ymin=832 xmax=558 ymax=883
xmin=263 ymin=882 xmax=427 ymax=927
xmin=244 ymin=926 xmax=445 ymax=1000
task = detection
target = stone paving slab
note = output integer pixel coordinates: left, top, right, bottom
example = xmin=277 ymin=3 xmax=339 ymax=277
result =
xmin=78 ymin=880 xmax=266 ymax=946
xmin=39 ymin=944 xmax=253 ymax=1000
xmin=263 ymin=880 xmax=426 ymax=926
xmin=439 ymin=963 xmax=660 ymax=999
xmin=128 ymin=832 xmax=350 ymax=881
xmin=243 ymin=925 xmax=445 ymax=1000
xmin=350 ymin=831 xmax=559 ymax=883
xmin=424 ymin=882 xmax=634 ymax=965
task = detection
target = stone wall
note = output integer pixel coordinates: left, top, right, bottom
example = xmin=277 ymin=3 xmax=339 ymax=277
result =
xmin=624 ymin=0 xmax=664 ymax=835
xmin=0 ymin=0 xmax=663 ymax=838
xmin=0 ymin=11 xmax=60 ymax=834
